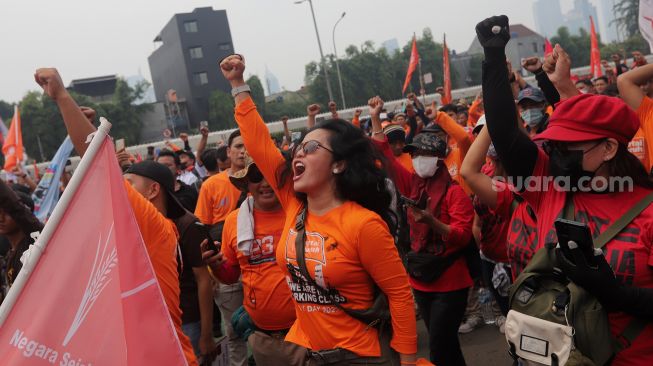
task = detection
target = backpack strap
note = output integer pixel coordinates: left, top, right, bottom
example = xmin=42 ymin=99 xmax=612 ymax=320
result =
xmin=594 ymin=192 xmax=653 ymax=249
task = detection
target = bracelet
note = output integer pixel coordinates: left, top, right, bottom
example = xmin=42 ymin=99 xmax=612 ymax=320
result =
xmin=231 ymin=84 xmax=251 ymax=97
xmin=372 ymin=130 xmax=384 ymax=135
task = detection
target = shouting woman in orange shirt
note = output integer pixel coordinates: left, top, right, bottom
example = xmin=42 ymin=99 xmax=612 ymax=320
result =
xmin=219 ymin=54 xmax=417 ymax=366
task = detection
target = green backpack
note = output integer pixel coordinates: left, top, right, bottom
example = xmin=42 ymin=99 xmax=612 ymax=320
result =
xmin=506 ymin=193 xmax=653 ymax=366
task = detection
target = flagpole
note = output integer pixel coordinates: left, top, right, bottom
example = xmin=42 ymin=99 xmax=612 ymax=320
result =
xmin=0 ymin=118 xmax=113 ymax=326
xmin=415 ymin=32 xmax=426 ymax=105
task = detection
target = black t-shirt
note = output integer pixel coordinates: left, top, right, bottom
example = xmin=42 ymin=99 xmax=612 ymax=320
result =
xmin=175 ymin=182 xmax=199 ymax=213
xmin=174 ymin=212 xmax=207 ymax=324
xmin=2 ymin=235 xmax=32 ymax=302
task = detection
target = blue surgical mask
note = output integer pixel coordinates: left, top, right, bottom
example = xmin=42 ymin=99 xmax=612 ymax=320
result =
xmin=520 ymin=109 xmax=544 ymax=128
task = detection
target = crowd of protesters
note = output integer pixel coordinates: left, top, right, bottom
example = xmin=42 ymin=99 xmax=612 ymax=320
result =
xmin=2 ymin=14 xmax=653 ymax=366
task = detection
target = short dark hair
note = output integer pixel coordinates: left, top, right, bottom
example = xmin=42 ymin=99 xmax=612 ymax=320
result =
xmin=157 ymin=149 xmax=180 ymax=167
xmin=594 ymin=76 xmax=609 ymax=84
xmin=576 ymin=79 xmax=593 ymax=87
xmin=217 ymin=145 xmax=229 ymax=162
xmin=228 ymin=130 xmax=241 ymax=147
xmin=439 ymin=104 xmax=458 ymax=113
xmin=177 ymin=150 xmax=196 ymax=162
xmin=201 ymin=148 xmax=219 ymax=172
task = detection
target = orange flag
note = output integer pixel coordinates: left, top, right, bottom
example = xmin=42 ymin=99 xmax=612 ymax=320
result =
xmin=402 ymin=35 xmax=420 ymax=94
xmin=2 ymin=106 xmax=24 ymax=171
xmin=544 ymin=38 xmax=553 ymax=57
xmin=442 ymin=34 xmax=453 ymax=105
xmin=590 ymin=16 xmax=602 ymax=78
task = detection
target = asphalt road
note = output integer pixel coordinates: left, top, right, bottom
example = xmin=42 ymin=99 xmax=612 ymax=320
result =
xmin=416 ymin=319 xmax=513 ymax=365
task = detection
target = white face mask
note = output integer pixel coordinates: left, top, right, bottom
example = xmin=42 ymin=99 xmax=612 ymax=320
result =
xmin=412 ymin=156 xmax=439 ymax=178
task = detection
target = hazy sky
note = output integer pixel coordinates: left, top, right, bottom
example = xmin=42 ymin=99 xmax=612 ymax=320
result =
xmin=0 ymin=0 xmax=598 ymax=103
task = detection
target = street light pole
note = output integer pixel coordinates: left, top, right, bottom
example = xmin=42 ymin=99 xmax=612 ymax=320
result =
xmin=295 ymin=0 xmax=334 ymax=102
xmin=332 ymin=12 xmax=347 ymax=109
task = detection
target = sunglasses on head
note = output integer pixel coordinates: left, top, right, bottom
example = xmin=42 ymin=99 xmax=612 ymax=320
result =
xmin=292 ymin=140 xmax=334 ymax=158
xmin=247 ymin=166 xmax=264 ymax=184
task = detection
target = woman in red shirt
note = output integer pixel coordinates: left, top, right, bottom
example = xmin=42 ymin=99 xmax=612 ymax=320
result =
xmin=477 ymin=15 xmax=653 ymax=365
xmin=369 ymin=96 xmax=474 ymax=366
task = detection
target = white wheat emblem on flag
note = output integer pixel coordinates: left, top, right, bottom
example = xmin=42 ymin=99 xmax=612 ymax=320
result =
xmin=63 ymin=223 xmax=117 ymax=346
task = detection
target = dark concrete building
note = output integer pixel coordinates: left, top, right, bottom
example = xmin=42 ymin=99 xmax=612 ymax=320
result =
xmin=148 ymin=7 xmax=234 ymax=127
xmin=68 ymin=75 xmax=118 ymax=103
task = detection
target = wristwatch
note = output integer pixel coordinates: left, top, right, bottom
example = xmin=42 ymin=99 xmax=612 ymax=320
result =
xmin=231 ymin=84 xmax=251 ymax=97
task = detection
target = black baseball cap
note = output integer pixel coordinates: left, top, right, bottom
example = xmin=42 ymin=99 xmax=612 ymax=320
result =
xmin=125 ymin=161 xmax=186 ymax=219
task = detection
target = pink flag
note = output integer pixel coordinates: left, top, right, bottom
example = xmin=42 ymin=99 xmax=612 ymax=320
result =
xmin=0 ymin=127 xmax=186 ymax=365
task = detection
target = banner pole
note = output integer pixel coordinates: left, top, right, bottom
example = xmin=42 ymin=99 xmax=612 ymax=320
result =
xmin=0 ymin=118 xmax=113 ymax=326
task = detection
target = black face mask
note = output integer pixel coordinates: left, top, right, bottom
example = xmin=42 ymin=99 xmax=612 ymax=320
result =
xmin=548 ymin=142 xmax=603 ymax=188
xmin=179 ymin=163 xmax=188 ymax=171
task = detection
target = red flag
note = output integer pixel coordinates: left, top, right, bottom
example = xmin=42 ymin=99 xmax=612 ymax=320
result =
xmin=2 ymin=106 xmax=23 ymax=171
xmin=544 ymin=38 xmax=553 ymax=57
xmin=590 ymin=16 xmax=603 ymax=78
xmin=442 ymin=34 xmax=452 ymax=105
xmin=402 ymin=35 xmax=420 ymax=94
xmin=0 ymin=126 xmax=187 ymax=365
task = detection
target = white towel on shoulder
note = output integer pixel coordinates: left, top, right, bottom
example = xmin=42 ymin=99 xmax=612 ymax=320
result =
xmin=236 ymin=196 xmax=256 ymax=256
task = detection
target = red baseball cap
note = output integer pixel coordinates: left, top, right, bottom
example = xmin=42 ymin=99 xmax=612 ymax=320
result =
xmin=533 ymin=94 xmax=640 ymax=145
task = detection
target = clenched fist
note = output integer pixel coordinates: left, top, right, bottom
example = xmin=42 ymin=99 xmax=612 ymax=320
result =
xmin=475 ymin=15 xmax=510 ymax=49
xmin=522 ymin=57 xmax=543 ymax=74
xmin=34 ymin=68 xmax=68 ymax=101
xmin=219 ymin=54 xmax=246 ymax=86
xmin=368 ymin=96 xmax=384 ymax=117
xmin=307 ymin=104 xmax=321 ymax=117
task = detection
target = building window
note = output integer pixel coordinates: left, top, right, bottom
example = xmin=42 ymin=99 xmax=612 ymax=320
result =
xmin=184 ymin=21 xmax=198 ymax=33
xmin=533 ymin=42 xmax=538 ymax=53
xmin=189 ymin=47 xmax=203 ymax=59
xmin=218 ymin=43 xmax=231 ymax=51
xmin=193 ymin=72 xmax=208 ymax=86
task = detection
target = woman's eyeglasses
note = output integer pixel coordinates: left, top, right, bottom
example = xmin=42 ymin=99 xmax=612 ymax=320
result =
xmin=293 ymin=140 xmax=334 ymax=158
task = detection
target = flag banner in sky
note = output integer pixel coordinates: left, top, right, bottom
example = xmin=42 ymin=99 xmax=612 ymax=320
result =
xmin=32 ymin=136 xmax=74 ymax=222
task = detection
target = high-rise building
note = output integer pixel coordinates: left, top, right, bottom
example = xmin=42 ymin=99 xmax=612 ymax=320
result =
xmin=599 ymin=0 xmax=620 ymax=43
xmin=265 ymin=67 xmax=281 ymax=96
xmin=148 ymin=7 xmax=234 ymax=126
xmin=533 ymin=0 xmax=564 ymax=38
xmin=565 ymin=0 xmax=600 ymax=37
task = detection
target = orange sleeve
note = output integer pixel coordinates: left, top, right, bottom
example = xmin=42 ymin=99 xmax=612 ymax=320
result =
xmin=352 ymin=115 xmax=360 ymax=127
xmin=637 ymin=96 xmax=653 ymax=173
xmin=235 ymin=97 xmax=295 ymax=210
xmin=467 ymin=99 xmax=483 ymax=127
xmin=220 ymin=210 xmax=238 ymax=265
xmin=194 ymin=181 xmax=214 ymax=225
xmin=358 ymin=215 xmax=417 ymax=354
xmin=436 ymin=111 xmax=472 ymax=158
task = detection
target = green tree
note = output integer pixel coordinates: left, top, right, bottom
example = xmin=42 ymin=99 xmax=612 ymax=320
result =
xmin=247 ymin=75 xmax=266 ymax=117
xmin=551 ymin=27 xmax=596 ymax=67
xmin=614 ymin=0 xmax=639 ymax=38
xmin=208 ymin=90 xmax=235 ymax=130
xmin=0 ymin=100 xmax=13 ymax=122
xmin=17 ymin=78 xmax=151 ymax=161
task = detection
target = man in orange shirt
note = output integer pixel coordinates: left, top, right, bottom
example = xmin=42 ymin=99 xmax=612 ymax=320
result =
xmin=204 ymin=158 xmax=305 ymax=365
xmin=195 ymin=129 xmax=248 ymax=366
xmin=383 ymin=124 xmax=415 ymax=173
xmin=33 ymin=67 xmax=198 ymax=366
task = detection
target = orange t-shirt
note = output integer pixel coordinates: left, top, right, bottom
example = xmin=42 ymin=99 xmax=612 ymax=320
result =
xmin=634 ymin=96 xmax=653 ymax=173
xmin=466 ymin=99 xmax=483 ymax=127
xmin=123 ymin=180 xmax=197 ymax=366
xmin=195 ymin=170 xmax=242 ymax=225
xmin=436 ymin=112 xmax=472 ymax=195
xmin=397 ymin=153 xmax=415 ymax=173
xmin=234 ymin=97 xmax=417 ymax=357
xmin=221 ymin=207 xmax=296 ymax=331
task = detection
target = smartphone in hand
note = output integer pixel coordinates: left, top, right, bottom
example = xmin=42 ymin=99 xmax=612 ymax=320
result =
xmin=554 ymin=219 xmax=597 ymax=267
xmin=115 ymin=138 xmax=126 ymax=151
